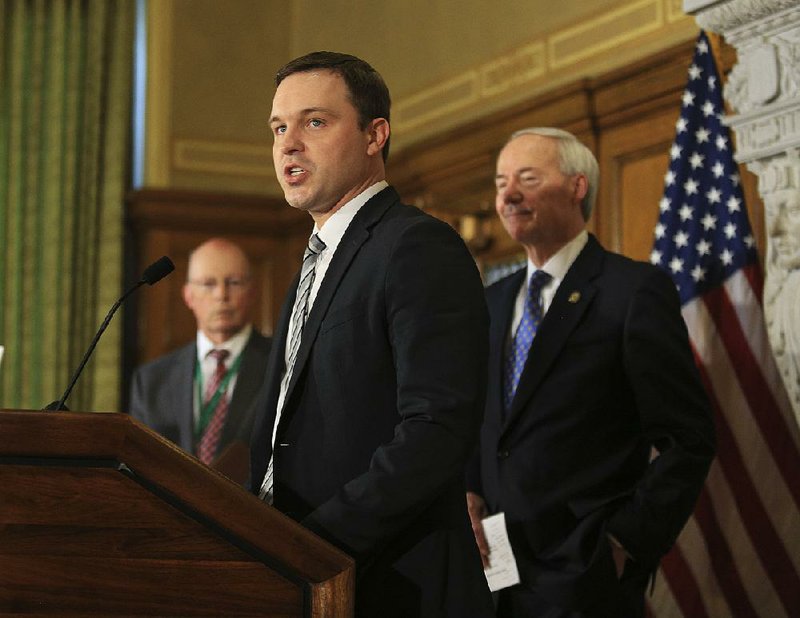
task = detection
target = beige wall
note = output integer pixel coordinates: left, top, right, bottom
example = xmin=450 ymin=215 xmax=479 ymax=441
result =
xmin=145 ymin=0 xmax=696 ymax=195
xmin=288 ymin=0 xmax=623 ymax=97
xmin=146 ymin=0 xmax=286 ymax=194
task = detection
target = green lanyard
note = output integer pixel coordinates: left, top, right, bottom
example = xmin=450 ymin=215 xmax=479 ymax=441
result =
xmin=194 ymin=351 xmax=244 ymax=438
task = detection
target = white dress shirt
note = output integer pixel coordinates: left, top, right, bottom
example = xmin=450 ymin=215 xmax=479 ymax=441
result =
xmin=194 ymin=323 xmax=252 ymax=426
xmin=508 ymin=230 xmax=588 ymax=341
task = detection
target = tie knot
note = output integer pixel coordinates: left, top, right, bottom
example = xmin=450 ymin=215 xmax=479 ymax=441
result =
xmin=528 ymin=270 xmax=551 ymax=296
xmin=208 ymin=349 xmax=230 ymax=365
xmin=307 ymin=233 xmax=326 ymax=256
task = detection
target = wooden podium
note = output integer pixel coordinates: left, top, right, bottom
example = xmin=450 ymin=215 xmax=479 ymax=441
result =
xmin=0 ymin=409 xmax=354 ymax=616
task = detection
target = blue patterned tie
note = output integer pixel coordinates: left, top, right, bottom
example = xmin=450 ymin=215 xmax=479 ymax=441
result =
xmin=503 ymin=270 xmax=552 ymax=414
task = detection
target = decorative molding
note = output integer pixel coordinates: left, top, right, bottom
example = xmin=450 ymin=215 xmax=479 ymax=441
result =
xmin=688 ymin=0 xmax=799 ymax=33
xmin=392 ymin=0 xmax=694 ymax=144
xmin=668 ymin=0 xmax=689 ymax=22
xmin=682 ymin=0 xmax=721 ymax=11
xmin=757 ymin=152 xmax=800 ymax=417
xmin=725 ymin=26 xmax=800 ymax=116
xmin=390 ymin=39 xmax=698 ymax=217
xmin=725 ymin=4 xmax=800 ymax=45
xmin=480 ymin=42 xmax=546 ymax=98
xmin=549 ymin=0 xmax=663 ymax=70
xmin=127 ymin=188 xmax=304 ymax=233
xmin=173 ymin=139 xmax=273 ymax=177
xmin=393 ymin=72 xmax=479 ymax=131
xmin=725 ymin=101 xmax=800 ymax=162
xmin=705 ymin=3 xmax=800 ymax=161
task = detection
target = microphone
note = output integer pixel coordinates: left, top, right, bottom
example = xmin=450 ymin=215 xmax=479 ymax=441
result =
xmin=141 ymin=256 xmax=175 ymax=285
xmin=45 ymin=256 xmax=175 ymax=411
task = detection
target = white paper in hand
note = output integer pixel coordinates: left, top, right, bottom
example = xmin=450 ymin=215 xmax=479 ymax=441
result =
xmin=482 ymin=512 xmax=521 ymax=592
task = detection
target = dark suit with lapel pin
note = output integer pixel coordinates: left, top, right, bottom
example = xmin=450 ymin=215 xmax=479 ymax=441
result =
xmin=250 ymin=186 xmax=494 ymax=617
xmin=130 ymin=330 xmax=271 ymax=456
xmin=468 ymin=234 xmax=715 ymax=616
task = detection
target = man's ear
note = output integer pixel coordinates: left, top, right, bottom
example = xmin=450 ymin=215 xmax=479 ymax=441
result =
xmin=182 ymin=283 xmax=194 ymax=311
xmin=366 ymin=118 xmax=390 ymax=156
xmin=574 ymin=174 xmax=589 ymax=203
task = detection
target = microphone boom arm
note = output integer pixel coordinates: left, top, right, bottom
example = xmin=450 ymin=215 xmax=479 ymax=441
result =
xmin=44 ymin=256 xmax=175 ymax=411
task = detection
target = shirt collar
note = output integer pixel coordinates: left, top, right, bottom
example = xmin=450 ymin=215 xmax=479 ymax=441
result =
xmin=314 ymin=181 xmax=389 ymax=253
xmin=527 ymin=229 xmax=588 ymax=284
xmin=196 ymin=323 xmax=253 ymax=362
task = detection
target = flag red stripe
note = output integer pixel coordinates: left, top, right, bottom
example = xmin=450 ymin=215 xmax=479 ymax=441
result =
xmin=684 ymin=354 xmax=763 ymax=617
xmin=701 ymin=282 xmax=800 ymax=508
xmin=692 ymin=487 xmax=760 ymax=618
xmin=693 ymin=337 xmax=800 ymax=616
xmin=658 ymin=543 xmax=710 ymax=618
xmin=742 ymin=262 xmax=763 ymax=301
xmin=651 ymin=31 xmax=800 ymax=618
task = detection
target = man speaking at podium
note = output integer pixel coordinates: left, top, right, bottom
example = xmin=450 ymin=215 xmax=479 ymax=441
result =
xmin=249 ymin=52 xmax=494 ymax=617
xmin=130 ymin=238 xmax=271 ymax=468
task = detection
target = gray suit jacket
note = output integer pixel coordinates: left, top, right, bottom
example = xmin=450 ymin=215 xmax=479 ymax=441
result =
xmin=130 ymin=330 xmax=271 ymax=457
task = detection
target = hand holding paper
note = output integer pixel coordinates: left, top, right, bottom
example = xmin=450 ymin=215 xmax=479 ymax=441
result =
xmin=481 ymin=512 xmax=521 ymax=592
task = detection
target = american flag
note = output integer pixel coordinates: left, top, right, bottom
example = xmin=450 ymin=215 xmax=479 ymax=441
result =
xmin=648 ymin=31 xmax=800 ymax=617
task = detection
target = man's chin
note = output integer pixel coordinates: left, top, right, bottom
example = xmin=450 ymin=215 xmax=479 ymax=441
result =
xmin=207 ymin=323 xmax=241 ymax=340
xmin=282 ymin=187 xmax=313 ymax=211
xmin=502 ymin=222 xmax=536 ymax=244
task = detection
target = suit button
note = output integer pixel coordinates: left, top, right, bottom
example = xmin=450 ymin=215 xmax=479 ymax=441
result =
xmin=497 ymin=450 xmax=510 ymax=459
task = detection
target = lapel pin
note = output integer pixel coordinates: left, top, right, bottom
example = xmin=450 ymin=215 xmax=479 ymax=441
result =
xmin=568 ymin=291 xmax=581 ymax=304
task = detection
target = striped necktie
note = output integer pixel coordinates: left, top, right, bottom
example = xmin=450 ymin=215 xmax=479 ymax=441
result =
xmin=282 ymin=232 xmax=326 ymax=395
xmin=259 ymin=232 xmax=325 ymax=503
xmin=503 ymin=270 xmax=551 ymax=414
xmin=197 ymin=349 xmax=230 ymax=464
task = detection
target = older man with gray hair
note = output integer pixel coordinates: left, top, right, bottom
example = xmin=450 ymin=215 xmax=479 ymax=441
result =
xmin=466 ymin=127 xmax=715 ymax=617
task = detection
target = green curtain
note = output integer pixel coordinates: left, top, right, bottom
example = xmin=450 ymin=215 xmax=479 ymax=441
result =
xmin=0 ymin=0 xmax=134 ymax=411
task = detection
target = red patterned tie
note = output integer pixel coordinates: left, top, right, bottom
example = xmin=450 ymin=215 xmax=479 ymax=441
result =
xmin=197 ymin=349 xmax=230 ymax=464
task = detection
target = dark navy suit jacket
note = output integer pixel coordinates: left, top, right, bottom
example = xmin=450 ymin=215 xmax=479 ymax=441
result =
xmin=130 ymin=330 xmax=270 ymax=457
xmin=249 ymin=187 xmax=494 ymax=617
xmin=467 ymin=234 xmax=715 ymax=612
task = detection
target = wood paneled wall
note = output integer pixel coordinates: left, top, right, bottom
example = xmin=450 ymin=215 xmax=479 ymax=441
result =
xmin=126 ymin=38 xmax=765 ymax=369
xmin=388 ymin=38 xmax=765 ymax=273
xmin=126 ymin=189 xmax=311 ymax=365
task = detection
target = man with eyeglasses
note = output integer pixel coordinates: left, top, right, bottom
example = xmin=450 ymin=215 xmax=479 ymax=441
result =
xmin=130 ymin=238 xmax=271 ymax=477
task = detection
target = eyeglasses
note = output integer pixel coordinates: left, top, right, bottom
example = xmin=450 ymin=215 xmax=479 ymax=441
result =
xmin=187 ymin=277 xmax=251 ymax=294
